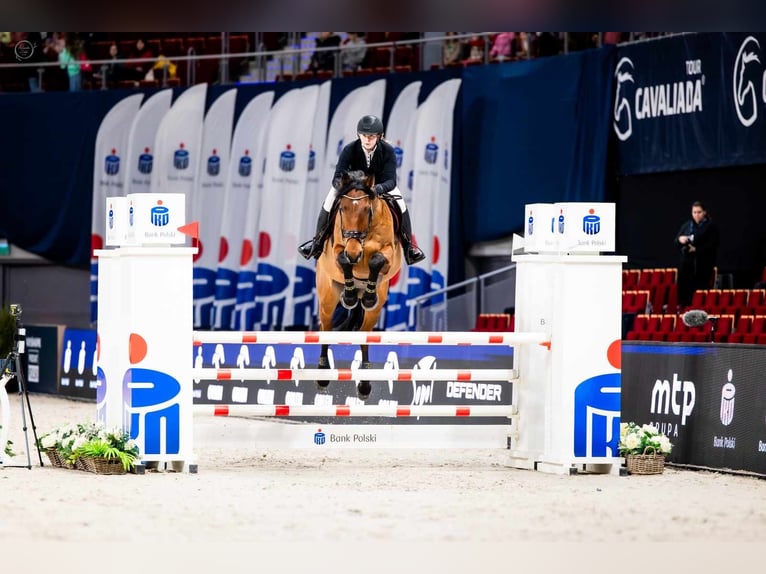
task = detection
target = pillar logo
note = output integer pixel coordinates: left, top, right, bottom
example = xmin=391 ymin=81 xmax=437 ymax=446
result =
xmin=719 ymin=369 xmax=736 ymax=426
xmin=573 ymin=373 xmax=621 ymax=457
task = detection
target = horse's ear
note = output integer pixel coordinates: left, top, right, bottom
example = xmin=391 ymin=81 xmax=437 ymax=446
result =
xmin=334 ymin=171 xmax=350 ymax=191
xmin=365 ymin=173 xmax=375 ymax=190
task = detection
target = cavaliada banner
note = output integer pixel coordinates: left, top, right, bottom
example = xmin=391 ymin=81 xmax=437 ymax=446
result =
xmin=614 ymin=32 xmax=766 ymax=175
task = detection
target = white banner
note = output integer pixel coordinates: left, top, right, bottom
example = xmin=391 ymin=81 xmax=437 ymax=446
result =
xmin=408 ymin=78 xmax=462 ymax=329
xmin=150 ymin=83 xmax=207 ymax=199
xmin=382 ymin=81 xmax=422 ymax=330
xmin=91 ymin=94 xmax=144 ymax=251
xmin=212 ymin=91 xmax=274 ymax=329
xmin=125 ymin=89 xmax=173 ymax=194
xmin=294 ymin=80 xmax=332 ymax=328
xmin=192 ymin=88 xmax=237 ymax=329
xmin=251 ymin=85 xmax=320 ymax=330
xmin=322 ymin=79 xmax=386 ymax=196
xmin=89 ymin=93 xmax=144 ymax=323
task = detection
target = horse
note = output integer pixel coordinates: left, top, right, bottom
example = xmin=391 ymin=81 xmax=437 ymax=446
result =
xmin=314 ymin=170 xmax=403 ymax=400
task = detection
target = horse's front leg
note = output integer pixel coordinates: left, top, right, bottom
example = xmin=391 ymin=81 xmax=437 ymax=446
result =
xmin=361 ymin=252 xmax=387 ymax=310
xmin=337 ymin=251 xmax=359 ymax=309
xmin=356 ymin=343 xmax=372 ymax=400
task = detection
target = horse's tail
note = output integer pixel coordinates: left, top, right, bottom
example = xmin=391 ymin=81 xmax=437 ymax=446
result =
xmin=332 ymin=303 xmax=365 ymax=332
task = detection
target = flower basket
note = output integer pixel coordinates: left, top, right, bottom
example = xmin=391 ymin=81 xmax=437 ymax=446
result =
xmin=44 ymin=448 xmax=63 ymax=467
xmin=82 ymin=455 xmax=127 ymax=475
xmin=625 ymin=446 xmax=665 ymax=475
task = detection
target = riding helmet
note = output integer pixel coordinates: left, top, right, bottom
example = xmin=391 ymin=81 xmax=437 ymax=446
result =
xmin=357 ymin=114 xmax=385 ymax=135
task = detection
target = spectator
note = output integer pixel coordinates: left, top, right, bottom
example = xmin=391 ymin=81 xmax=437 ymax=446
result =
xmin=308 ymin=32 xmax=341 ymax=73
xmin=58 ymin=33 xmax=83 ymax=91
xmin=148 ymin=54 xmax=178 ymax=83
xmin=341 ymin=32 xmax=367 ymax=72
xmin=674 ymin=201 xmax=720 ymax=309
xmin=127 ymin=37 xmax=155 ymax=81
xmin=463 ymin=35 xmax=485 ymax=63
xmin=24 ymin=32 xmax=54 ymax=92
xmin=442 ymin=32 xmax=464 ymax=67
xmin=93 ymin=43 xmax=127 ymax=87
xmin=489 ymin=32 xmax=515 ymax=60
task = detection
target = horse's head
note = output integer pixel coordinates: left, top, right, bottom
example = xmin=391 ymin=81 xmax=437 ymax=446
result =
xmin=336 ymin=170 xmax=375 ymax=264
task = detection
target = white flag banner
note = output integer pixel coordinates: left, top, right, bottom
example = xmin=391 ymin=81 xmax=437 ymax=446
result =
xmin=322 ymin=79 xmax=386 ymax=198
xmin=125 ymin=88 xmax=173 ymax=194
xmin=408 ymin=78 xmax=462 ymax=330
xmin=293 ymin=79 xmax=332 ymax=328
xmin=89 ymin=93 xmax=143 ymax=323
xmin=151 ymin=83 xmax=207 ymax=200
xmin=212 ymin=91 xmax=274 ymax=330
xmin=252 ymin=85 xmax=320 ymax=331
xmin=192 ymin=88 xmax=237 ymax=329
xmin=381 ymin=81 xmax=422 ymax=330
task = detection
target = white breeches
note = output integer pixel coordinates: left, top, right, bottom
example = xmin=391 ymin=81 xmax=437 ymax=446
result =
xmin=322 ymin=185 xmax=407 ymax=213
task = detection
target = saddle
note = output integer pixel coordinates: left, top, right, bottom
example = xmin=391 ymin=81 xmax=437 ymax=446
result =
xmin=329 ymin=191 xmax=402 ymax=236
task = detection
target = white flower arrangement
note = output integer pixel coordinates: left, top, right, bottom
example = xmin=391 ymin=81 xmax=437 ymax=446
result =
xmin=38 ymin=421 xmax=140 ymax=471
xmin=618 ymin=422 xmax=673 ymax=457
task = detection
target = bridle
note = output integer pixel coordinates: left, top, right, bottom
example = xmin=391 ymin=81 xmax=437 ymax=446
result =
xmin=339 ymin=186 xmax=374 ymax=248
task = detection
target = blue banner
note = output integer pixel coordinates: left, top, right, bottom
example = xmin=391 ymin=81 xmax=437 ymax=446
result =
xmin=615 ymin=33 xmax=766 ymax=175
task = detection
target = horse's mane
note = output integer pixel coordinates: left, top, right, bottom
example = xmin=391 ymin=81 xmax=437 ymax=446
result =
xmin=335 ymin=170 xmax=375 ymax=199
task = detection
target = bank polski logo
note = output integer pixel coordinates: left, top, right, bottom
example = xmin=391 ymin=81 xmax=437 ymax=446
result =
xmin=424 ymin=136 xmax=438 ymax=164
xmin=108 ymin=204 xmax=114 ymax=229
xmin=614 ymin=57 xmax=635 ymax=141
xmin=207 ymin=148 xmax=221 ymax=176
xmin=582 ymin=208 xmax=601 ymax=235
xmin=150 ymin=200 xmax=170 ymax=227
xmin=308 ymin=146 xmax=315 ymax=171
xmin=279 ymin=144 xmax=296 ymax=172
xmin=733 ymin=36 xmax=764 ymax=128
xmin=238 ymin=149 xmax=252 ymax=177
xmin=527 ymin=210 xmax=534 ymax=235
xmin=173 ymin=142 xmax=189 ymax=170
xmin=138 ymin=147 xmax=153 ymax=174
xmin=104 ymin=148 xmax=120 ymax=175
xmin=720 ymin=369 xmax=736 ymax=426
xmin=314 ymin=428 xmax=326 ymax=445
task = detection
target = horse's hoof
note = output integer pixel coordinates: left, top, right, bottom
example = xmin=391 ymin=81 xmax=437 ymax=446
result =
xmin=341 ymin=296 xmax=359 ymax=310
xmin=317 ymin=380 xmax=330 ymax=390
xmin=361 ymin=294 xmax=378 ymax=310
xmin=357 ymin=381 xmax=372 ymax=400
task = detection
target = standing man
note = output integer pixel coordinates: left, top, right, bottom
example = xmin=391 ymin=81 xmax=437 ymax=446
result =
xmin=675 ymin=200 xmax=719 ymax=309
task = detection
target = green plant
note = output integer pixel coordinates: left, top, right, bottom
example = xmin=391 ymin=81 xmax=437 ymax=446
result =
xmin=619 ymin=422 xmax=673 ymax=456
xmin=71 ymin=427 xmax=139 ymax=471
xmin=1 ymin=425 xmax=15 ymax=457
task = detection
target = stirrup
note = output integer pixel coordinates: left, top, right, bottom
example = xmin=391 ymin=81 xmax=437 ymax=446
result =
xmin=405 ymin=246 xmax=426 ymax=265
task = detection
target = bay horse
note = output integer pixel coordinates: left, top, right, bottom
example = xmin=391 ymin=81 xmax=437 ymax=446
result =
xmin=314 ymin=170 xmax=402 ymax=400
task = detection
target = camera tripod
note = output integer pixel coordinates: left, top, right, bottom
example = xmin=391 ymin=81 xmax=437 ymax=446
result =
xmin=0 ymin=313 xmax=43 ymax=469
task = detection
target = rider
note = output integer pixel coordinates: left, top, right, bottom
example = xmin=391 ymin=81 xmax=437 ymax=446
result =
xmin=298 ymin=114 xmax=426 ymax=265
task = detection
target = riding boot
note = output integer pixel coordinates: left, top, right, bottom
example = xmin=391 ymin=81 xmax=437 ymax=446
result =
xmin=399 ymin=210 xmax=426 ymax=265
xmin=298 ymin=209 xmax=331 ymax=260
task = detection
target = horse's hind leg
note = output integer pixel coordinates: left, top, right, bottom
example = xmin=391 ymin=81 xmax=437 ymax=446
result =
xmin=317 ymin=343 xmax=331 ymax=390
xmin=357 ymin=344 xmax=372 ymax=400
xmin=361 ymin=253 xmax=386 ymax=310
